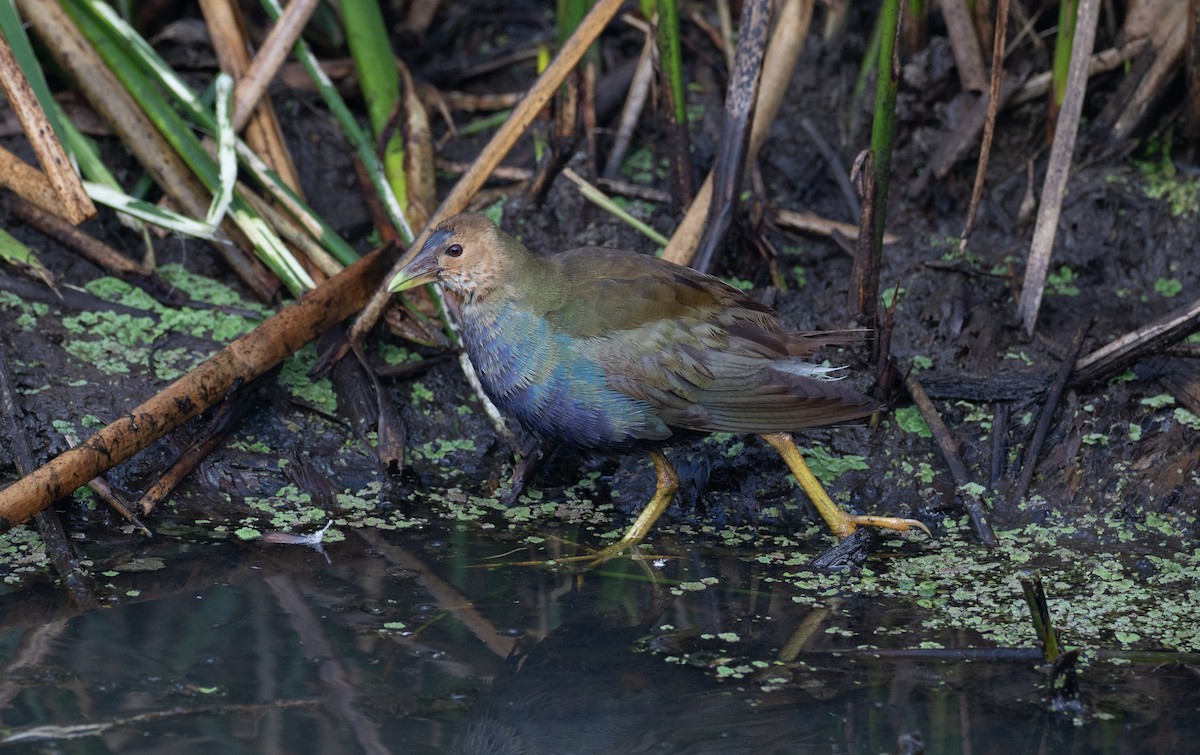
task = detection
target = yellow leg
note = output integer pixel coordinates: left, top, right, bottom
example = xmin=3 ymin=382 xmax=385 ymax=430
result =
xmin=582 ymin=449 xmax=679 ymax=566
xmin=503 ymin=450 xmax=680 ymax=569
xmin=760 ymin=432 xmax=930 ymax=538
xmin=615 ymin=450 xmax=680 ymax=547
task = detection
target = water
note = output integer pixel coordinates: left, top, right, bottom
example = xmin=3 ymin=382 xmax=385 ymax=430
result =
xmin=1 ymin=525 xmax=1197 ymax=754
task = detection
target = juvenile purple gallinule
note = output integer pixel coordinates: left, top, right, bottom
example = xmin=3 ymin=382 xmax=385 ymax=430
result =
xmin=389 ymin=214 xmax=927 ymax=561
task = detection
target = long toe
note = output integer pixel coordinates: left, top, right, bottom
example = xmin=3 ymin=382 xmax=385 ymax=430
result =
xmin=847 ymin=515 xmax=931 ymax=537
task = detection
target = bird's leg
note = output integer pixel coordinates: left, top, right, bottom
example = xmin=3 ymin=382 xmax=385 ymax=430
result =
xmin=615 ymin=450 xmax=680 ymax=548
xmin=503 ymin=451 xmax=681 ymax=570
xmin=577 ymin=450 xmax=679 ymax=566
xmin=759 ymin=432 xmax=930 ymax=538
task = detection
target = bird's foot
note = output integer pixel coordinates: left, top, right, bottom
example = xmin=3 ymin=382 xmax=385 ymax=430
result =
xmin=844 ymin=514 xmax=931 ymax=537
xmin=760 ymin=433 xmax=930 ymax=540
xmin=498 ymin=541 xmax=659 ymax=571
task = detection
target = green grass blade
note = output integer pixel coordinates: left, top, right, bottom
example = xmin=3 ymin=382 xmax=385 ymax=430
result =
xmin=341 ymin=0 xmax=409 ymax=217
xmin=0 ymin=226 xmax=55 ymax=289
xmin=870 ymin=0 xmax=902 ymax=252
xmin=84 ymin=182 xmax=216 ymax=238
xmin=562 ymin=168 xmax=668 ymax=246
xmin=1052 ymin=0 xmax=1079 ymax=107
xmin=0 ymin=0 xmax=69 ymax=145
xmin=656 ymin=0 xmax=686 ymax=127
xmin=260 ymin=0 xmax=414 ymax=245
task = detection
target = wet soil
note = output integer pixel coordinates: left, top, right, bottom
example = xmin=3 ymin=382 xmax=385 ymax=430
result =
xmin=2 ymin=3 xmax=1199 ymax=751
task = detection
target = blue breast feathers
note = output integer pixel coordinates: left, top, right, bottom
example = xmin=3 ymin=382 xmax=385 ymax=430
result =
xmin=460 ymin=300 xmax=669 ymax=448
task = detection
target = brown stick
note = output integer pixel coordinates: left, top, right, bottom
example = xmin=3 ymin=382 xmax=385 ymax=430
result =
xmin=1186 ymin=0 xmax=1200 ymax=137
xmin=135 ymin=377 xmax=261 ymax=516
xmin=1009 ymin=324 xmax=1089 ymax=506
xmin=1015 ymin=0 xmax=1100 ymax=336
xmin=62 ymin=436 xmax=151 ymax=536
xmin=0 ymin=32 xmax=95 ymax=224
xmin=230 ymin=0 xmax=319 ymax=134
xmin=1009 ymin=39 xmax=1149 ymax=106
xmin=1103 ymin=3 xmax=1187 ymax=144
xmin=851 ymin=149 xmax=877 ymax=324
xmin=960 ymin=0 xmax=1009 ymax=247
xmin=904 ymin=370 xmax=998 ymax=546
xmin=10 ymin=197 xmax=143 ymax=276
xmin=0 ymin=243 xmax=400 ymax=532
xmin=938 ymin=0 xmax=988 ymax=92
xmin=0 ymin=145 xmax=67 ymax=217
xmin=692 ymin=0 xmax=771 ymax=274
xmin=800 ymin=117 xmax=860 ymax=220
xmin=602 ymin=29 xmax=655 ymax=180
xmin=990 ymin=401 xmax=1010 ymax=489
xmin=662 ymin=0 xmax=814 ymax=266
xmin=199 ymin=0 xmax=305 ymax=196
xmin=1071 ymin=295 xmax=1200 ymax=386
xmin=771 ymin=207 xmax=900 ymax=245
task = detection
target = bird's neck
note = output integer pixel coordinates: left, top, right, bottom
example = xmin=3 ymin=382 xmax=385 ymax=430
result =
xmin=466 ymin=251 xmax=563 ymax=313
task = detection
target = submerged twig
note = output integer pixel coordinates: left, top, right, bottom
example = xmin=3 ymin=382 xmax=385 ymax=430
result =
xmin=62 ymin=435 xmax=151 ymax=536
xmin=134 ymin=375 xmax=267 ymax=516
xmin=990 ymin=402 xmax=1010 ymax=490
xmin=2 ymin=700 xmax=319 ymax=745
xmin=1018 ymin=570 xmax=1062 ymax=663
xmin=1019 ymin=569 xmax=1085 ymax=715
xmin=356 ymin=529 xmax=520 ymax=659
xmin=0 ymin=341 xmax=96 ymax=607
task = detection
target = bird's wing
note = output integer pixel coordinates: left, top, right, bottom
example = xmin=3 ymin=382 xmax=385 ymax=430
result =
xmin=590 ymin=317 xmax=879 ymax=434
xmin=539 ymin=248 xmax=779 ymax=339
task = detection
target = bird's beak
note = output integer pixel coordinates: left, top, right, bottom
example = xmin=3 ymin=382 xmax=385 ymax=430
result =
xmin=387 ymin=244 xmax=439 ymax=293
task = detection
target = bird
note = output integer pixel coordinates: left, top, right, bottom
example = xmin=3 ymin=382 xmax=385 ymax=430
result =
xmin=388 ymin=214 xmax=927 ymax=563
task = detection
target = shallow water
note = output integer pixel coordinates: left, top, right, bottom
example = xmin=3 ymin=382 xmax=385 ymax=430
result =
xmin=2 ymin=521 xmax=1197 ymax=754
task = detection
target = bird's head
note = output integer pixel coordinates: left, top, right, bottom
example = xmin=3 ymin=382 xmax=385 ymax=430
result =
xmin=387 ymin=214 xmax=518 ymax=301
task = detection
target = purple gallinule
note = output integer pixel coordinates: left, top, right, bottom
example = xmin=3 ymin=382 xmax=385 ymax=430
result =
xmin=389 ymin=214 xmax=927 ymax=562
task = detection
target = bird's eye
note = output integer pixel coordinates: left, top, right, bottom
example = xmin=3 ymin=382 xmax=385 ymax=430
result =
xmin=446 ymin=243 xmax=463 ymax=258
